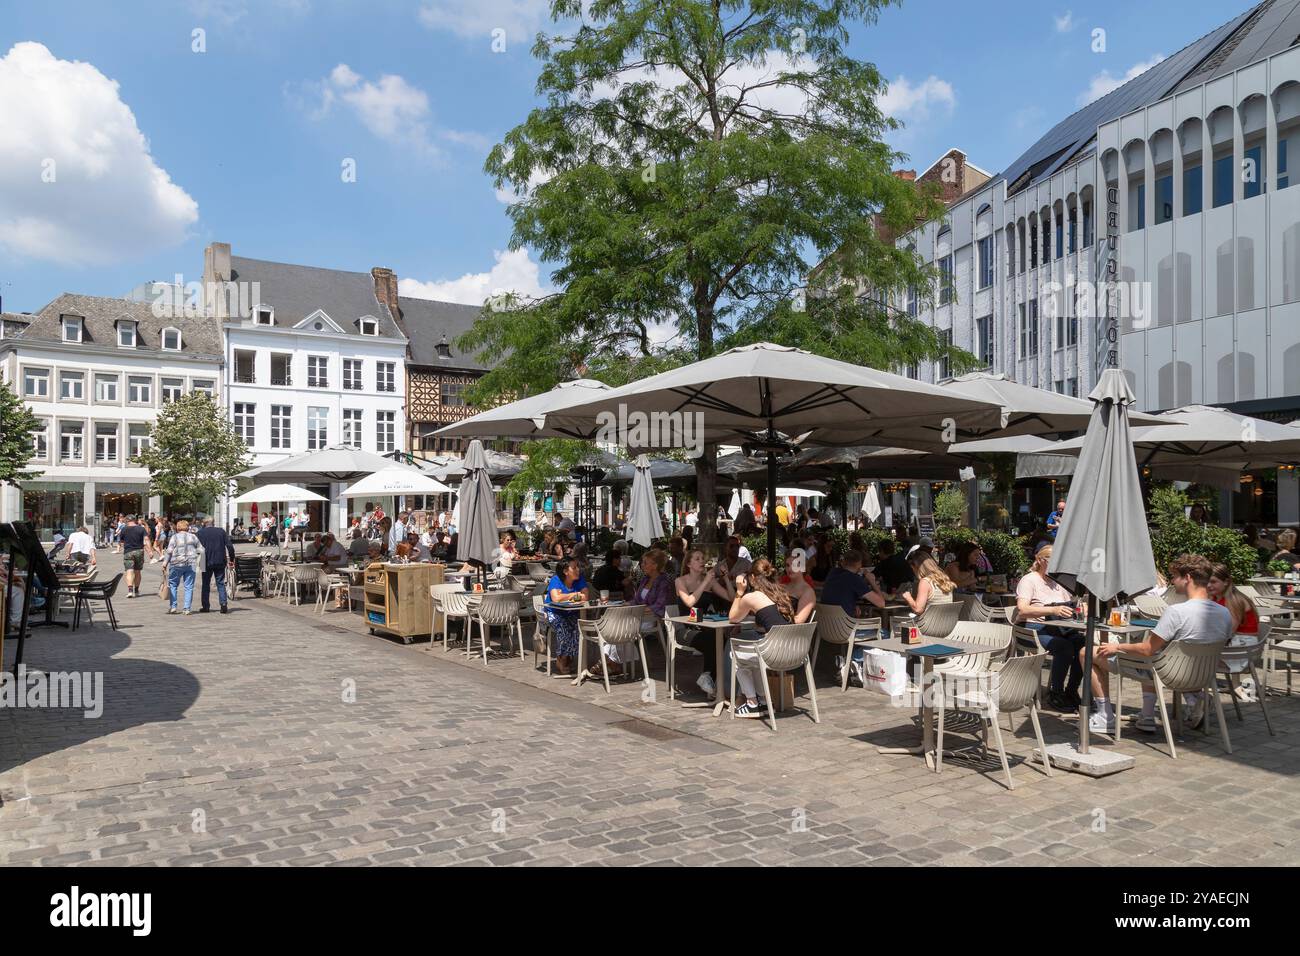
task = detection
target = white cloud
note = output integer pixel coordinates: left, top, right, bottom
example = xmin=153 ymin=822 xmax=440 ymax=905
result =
xmin=293 ymin=64 xmax=487 ymax=161
xmin=417 ymin=0 xmax=553 ymax=41
xmin=398 ymin=248 xmax=551 ymax=306
xmin=1054 ymin=11 xmax=1076 ymax=33
xmin=1078 ymin=55 xmax=1165 ymax=106
xmin=0 ymin=42 xmax=198 ymax=266
xmin=879 ymin=75 xmax=956 ymax=126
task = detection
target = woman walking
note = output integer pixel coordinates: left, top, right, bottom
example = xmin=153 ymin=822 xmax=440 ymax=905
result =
xmin=164 ymin=519 xmax=202 ymax=615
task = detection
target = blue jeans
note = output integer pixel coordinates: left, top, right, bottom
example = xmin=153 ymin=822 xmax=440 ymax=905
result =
xmin=1025 ymin=622 xmax=1084 ymax=694
xmin=169 ymin=564 xmax=196 ymax=611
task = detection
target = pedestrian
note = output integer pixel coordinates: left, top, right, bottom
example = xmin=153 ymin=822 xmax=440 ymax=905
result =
xmin=67 ymin=526 xmax=96 ymax=567
xmin=163 ymin=519 xmax=201 ymax=615
xmin=120 ymin=516 xmax=148 ymax=598
xmin=146 ymin=512 xmax=159 ymax=562
xmin=196 ymin=518 xmax=235 ymax=614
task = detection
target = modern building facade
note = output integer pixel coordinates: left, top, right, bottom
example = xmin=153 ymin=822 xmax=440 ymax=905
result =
xmin=881 ymin=0 xmax=1300 ymax=523
xmin=0 ymin=294 xmax=223 ymax=539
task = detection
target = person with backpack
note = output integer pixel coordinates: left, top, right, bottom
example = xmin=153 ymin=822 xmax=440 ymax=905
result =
xmin=163 ymin=519 xmax=202 ymax=615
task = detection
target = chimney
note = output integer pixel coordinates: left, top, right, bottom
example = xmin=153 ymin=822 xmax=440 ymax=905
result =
xmin=894 ymin=169 xmax=917 ymax=182
xmin=372 ymin=267 xmax=401 ymax=322
xmin=203 ymin=242 xmax=232 ymax=318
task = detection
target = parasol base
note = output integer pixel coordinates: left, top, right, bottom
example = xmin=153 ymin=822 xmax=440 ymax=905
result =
xmin=1044 ymin=743 xmax=1135 ymax=777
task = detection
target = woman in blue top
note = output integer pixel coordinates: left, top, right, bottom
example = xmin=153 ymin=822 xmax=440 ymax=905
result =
xmin=545 ymin=557 xmax=589 ymax=676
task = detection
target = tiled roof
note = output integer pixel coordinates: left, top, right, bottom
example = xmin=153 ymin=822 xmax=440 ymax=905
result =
xmin=397 ymin=295 xmax=487 ymax=371
xmin=7 ymin=293 xmax=223 ymax=358
xmin=227 ymin=256 xmax=405 ymax=340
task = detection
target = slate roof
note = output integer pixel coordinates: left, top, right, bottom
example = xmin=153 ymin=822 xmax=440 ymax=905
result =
xmin=227 ymin=256 xmax=405 ymax=340
xmin=4 ymin=293 xmax=223 ymax=359
xmin=396 ymin=295 xmax=488 ymax=371
xmin=999 ymin=0 xmax=1298 ymax=197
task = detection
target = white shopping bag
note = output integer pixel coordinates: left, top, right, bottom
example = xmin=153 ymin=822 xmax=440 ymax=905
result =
xmin=862 ymin=648 xmax=908 ymax=697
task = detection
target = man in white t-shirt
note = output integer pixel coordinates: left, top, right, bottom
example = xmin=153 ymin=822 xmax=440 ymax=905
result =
xmin=389 ymin=512 xmax=408 ymax=554
xmin=556 ymin=512 xmax=575 ymax=536
xmin=67 ymin=526 xmax=96 ymax=565
xmin=1084 ymin=553 xmax=1233 ymax=734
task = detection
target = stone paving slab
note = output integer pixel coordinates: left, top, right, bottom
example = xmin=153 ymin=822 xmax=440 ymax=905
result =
xmin=0 ymin=557 xmax=1297 ymax=866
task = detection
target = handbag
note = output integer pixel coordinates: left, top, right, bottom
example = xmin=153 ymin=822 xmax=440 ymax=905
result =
xmin=158 ymin=572 xmax=170 ymax=600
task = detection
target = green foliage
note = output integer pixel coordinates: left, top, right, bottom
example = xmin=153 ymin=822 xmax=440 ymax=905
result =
xmin=933 ymin=484 xmax=966 ymax=527
xmin=0 ymin=380 xmax=41 ymax=487
xmin=133 ymin=393 xmax=250 ymax=513
xmin=933 ymin=526 xmax=976 ymax=555
xmin=1268 ymin=559 xmax=1293 ymax=577
xmin=502 ymin=438 xmax=621 ymax=504
xmin=976 ymin=530 xmax=1030 ymax=577
xmin=1200 ymin=525 xmax=1262 ymax=584
xmin=852 ymin=526 xmax=895 ymax=557
xmin=1148 ymin=484 xmax=1259 ymax=583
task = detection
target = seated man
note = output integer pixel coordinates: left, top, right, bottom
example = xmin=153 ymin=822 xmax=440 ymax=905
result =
xmin=314 ymin=533 xmax=349 ymax=572
xmin=821 ymin=549 xmax=887 ymax=615
xmin=1082 ymin=553 xmax=1233 ymax=734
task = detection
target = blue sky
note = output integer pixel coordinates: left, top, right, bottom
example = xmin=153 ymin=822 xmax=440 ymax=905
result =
xmin=0 ymin=0 xmax=1256 ymax=314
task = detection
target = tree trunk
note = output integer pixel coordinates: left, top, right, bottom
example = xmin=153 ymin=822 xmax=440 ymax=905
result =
xmin=695 ymin=444 xmax=719 ymax=547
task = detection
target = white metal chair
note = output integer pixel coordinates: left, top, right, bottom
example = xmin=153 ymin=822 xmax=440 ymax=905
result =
xmin=287 ymin=565 xmax=318 ymax=606
xmin=1219 ymin=633 xmax=1275 ymax=735
xmin=315 ymin=570 xmax=350 ymax=614
xmin=532 ymin=594 xmax=557 ymax=674
xmin=428 ymin=583 xmax=462 ymax=650
xmin=1113 ymin=637 xmax=1232 ymax=757
xmin=467 ymin=591 xmax=526 ymax=665
xmin=811 ymin=604 xmax=880 ymax=691
xmin=936 ymin=652 xmax=1054 ymax=790
xmin=438 ymin=588 xmax=476 ymax=652
xmin=729 ymin=621 xmax=820 ymax=732
xmin=577 ymin=605 xmax=649 ymax=693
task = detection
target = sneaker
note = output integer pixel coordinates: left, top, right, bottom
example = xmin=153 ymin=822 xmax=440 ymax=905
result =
xmin=696 ymin=672 xmax=716 ymax=696
xmin=126 ymin=589 xmax=135 ymax=599
xmin=735 ymin=700 xmax=771 ymax=719
xmin=1088 ymin=708 xmax=1116 ymax=735
xmin=220 ymin=605 xmax=229 ymax=614
xmin=1235 ymin=677 xmax=1257 ymax=703
xmin=167 ymin=608 xmax=177 ymax=615
xmin=1134 ymin=714 xmax=1161 ymax=734
xmin=1183 ymin=694 xmax=1206 ymax=730
xmin=182 ymin=610 xmax=191 ymax=616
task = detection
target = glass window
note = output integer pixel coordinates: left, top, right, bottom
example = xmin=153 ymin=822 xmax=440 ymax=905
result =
xmin=161 ymin=378 xmax=184 ymax=403
xmin=95 ymin=423 xmax=119 ymax=463
xmin=342 ymin=409 xmax=362 ymax=449
xmin=62 ymin=318 xmax=82 ymax=343
xmin=307 ymin=355 xmax=329 ymax=388
xmin=360 ymin=318 xmax=379 ymax=335
xmin=1019 ymin=302 xmax=1039 ymax=357
xmin=59 ymin=421 xmax=84 ymax=463
xmin=162 ymin=328 xmax=182 ymax=350
xmin=1213 ymin=153 xmax=1233 ymax=208
xmin=234 ymin=403 xmax=255 ymax=446
xmin=1082 ymin=201 xmax=1093 ymax=247
xmin=937 ymin=329 xmax=951 ymax=381
xmin=1055 ymin=215 xmax=1064 ymax=259
xmin=1243 ymin=144 xmax=1264 ymax=199
xmin=256 ymin=308 xmax=274 ymax=326
xmin=1130 ymin=183 xmax=1146 ymax=231
xmin=343 ymin=359 xmax=362 ymax=390
xmin=307 ymin=407 xmax=328 ymax=450
xmin=94 ymin=373 xmax=119 ymax=402
xmin=376 ymin=410 xmax=395 ymax=453
xmin=234 ymin=350 xmax=256 ymax=384
xmin=977 ymin=237 xmax=993 ymax=290
xmin=1279 ymin=138 xmax=1289 ymax=191
xmin=1183 ymin=164 xmax=1203 ymax=216
xmin=938 ymin=255 xmax=954 ymax=305
xmin=128 ymin=423 xmax=151 ymax=459
xmin=128 ymin=376 xmax=152 ymax=404
xmin=191 ymin=379 xmax=215 ymax=397
xmin=59 ymin=371 xmax=85 ymax=400
xmin=32 ymin=420 xmax=49 ymax=460
xmin=23 ymin=368 xmax=49 ymax=399
xmin=906 ymin=284 xmax=918 ymax=317
xmin=377 ymin=362 xmax=396 ymax=393
xmin=271 ymin=405 xmax=291 ymax=449
xmin=118 ymin=323 xmax=136 ymax=347
xmin=1154 ymin=174 xmax=1173 ymax=224
xmin=1068 ymin=215 xmax=1077 ymax=254
xmin=440 ymin=381 xmax=466 ymax=406
xmin=976 ymin=315 xmax=994 ymax=367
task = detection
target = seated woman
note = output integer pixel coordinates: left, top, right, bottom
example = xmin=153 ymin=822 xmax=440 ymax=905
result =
xmin=673 ymin=549 xmax=736 ymax=696
xmin=391 ymin=541 xmax=414 ymax=564
xmin=728 ymin=558 xmax=795 ymax=718
xmin=944 ymin=542 xmax=984 ymax=593
xmin=900 ymin=547 xmax=956 ymax=615
xmin=1272 ymin=529 xmax=1300 ymax=570
xmin=777 ymin=548 xmax=817 ymax=623
xmin=590 ymin=548 xmax=629 ymax=600
xmin=544 ymin=557 xmax=590 ymax=676
xmin=1208 ymin=562 xmax=1261 ymax=701
xmin=1014 ymin=544 xmax=1082 ymax=711
xmin=596 ymin=548 xmax=672 ymax=680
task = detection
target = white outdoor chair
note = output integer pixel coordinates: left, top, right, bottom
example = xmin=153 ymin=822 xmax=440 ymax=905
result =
xmin=429 ymin=583 xmax=463 ymax=650
xmin=728 ymin=621 xmax=820 ymax=732
xmin=935 ymin=622 xmax=1014 ymax=682
xmin=811 ymin=604 xmax=880 ymax=692
xmin=1219 ymin=633 xmax=1275 ymax=735
xmin=287 ymin=564 xmax=318 ymax=605
xmin=532 ymin=594 xmax=557 ymax=674
xmin=914 ymin=599 xmax=962 ymax=639
xmin=935 ymin=652 xmax=1054 ymax=790
xmin=1113 ymin=637 xmax=1232 ymax=758
xmin=315 ymin=570 xmax=349 ymax=614
xmin=1265 ymin=616 xmax=1300 ymax=695
xmin=1132 ymin=592 xmax=1169 ymax=618
xmin=467 ymin=591 xmax=526 ymax=665
xmin=438 ymin=588 xmax=476 ymax=651
xmin=577 ymin=605 xmax=649 ymax=693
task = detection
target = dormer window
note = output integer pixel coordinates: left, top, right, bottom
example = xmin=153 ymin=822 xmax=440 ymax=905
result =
xmin=435 ymin=335 xmax=452 ymax=360
xmin=359 ymin=317 xmax=379 ymax=336
xmin=255 ymin=307 xmax=275 ymax=326
xmin=61 ymin=316 xmax=83 ymax=343
xmin=117 ymin=320 xmax=137 ymax=348
xmin=161 ymin=327 xmax=182 ymax=351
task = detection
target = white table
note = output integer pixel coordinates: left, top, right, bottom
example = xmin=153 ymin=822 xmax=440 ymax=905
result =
xmin=664 ymin=614 xmax=756 ymax=714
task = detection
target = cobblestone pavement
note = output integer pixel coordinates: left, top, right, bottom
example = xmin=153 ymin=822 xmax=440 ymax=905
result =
xmin=1 ymin=557 xmax=1298 ymax=866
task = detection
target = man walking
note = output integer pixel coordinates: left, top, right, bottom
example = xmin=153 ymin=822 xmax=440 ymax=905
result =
xmin=120 ymin=516 xmax=147 ymax=598
xmin=196 ymin=518 xmax=235 ymax=614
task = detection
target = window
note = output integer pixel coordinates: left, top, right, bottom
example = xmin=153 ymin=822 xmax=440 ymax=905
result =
xmin=23 ymin=368 xmax=49 ymax=399
xmin=1055 ymin=214 xmax=1064 ymax=259
xmin=95 ymin=423 xmax=118 ymax=464
xmin=234 ymin=350 xmax=256 ymax=384
xmin=376 ymin=362 xmax=396 ymax=393
xmin=255 ymin=307 xmax=274 ymax=326
xmin=1082 ymin=201 xmax=1093 ymax=247
xmin=1068 ymin=377 xmax=1079 ymax=397
xmin=270 ymin=353 xmax=292 ymax=387
xmin=94 ymin=373 xmax=119 ymax=403
xmin=307 ymin=355 xmax=329 ymax=388
xmin=1183 ymin=163 xmax=1203 ymax=215
xmin=376 ymin=410 xmax=395 ymax=453
xmin=61 ymin=317 xmax=83 ymax=343
xmin=191 ymin=379 xmax=215 ymax=397
xmin=1243 ymin=144 xmax=1264 ymax=199
xmin=32 ymin=421 xmax=49 ymax=460
xmin=234 ymin=403 xmax=255 ymax=446
xmin=342 ymin=409 xmax=362 ymax=449
xmin=1131 ymin=183 xmax=1146 ymax=231
xmin=161 ymin=378 xmax=184 ymax=403
xmin=904 ymin=362 xmax=919 ymax=380
xmin=1030 ymin=225 xmax=1038 ymax=269
xmin=906 ymin=284 xmax=918 ymax=317
xmin=1213 ymin=153 xmax=1233 ymax=208
xmin=118 ymin=322 xmax=137 ymax=348
xmin=161 ymin=328 xmax=182 ymax=351
xmin=128 ymin=423 xmax=151 ymax=459
xmin=1019 ymin=302 xmax=1039 ymax=357
xmin=976 ymin=315 xmax=994 ymax=368
xmin=307 ymin=407 xmax=328 ymax=450
xmin=937 ymin=329 xmax=952 ymax=381
xmin=271 ymin=405 xmax=292 ymax=449
xmin=128 ymin=375 xmax=152 ymax=405
xmin=440 ymin=381 xmax=466 ymax=406
xmin=1055 ymin=289 xmax=1079 ymax=349
xmin=343 ymin=359 xmax=362 ymax=391
xmin=59 ymin=421 xmax=84 ymax=463
xmin=977 ymin=236 xmax=993 ymax=290
xmin=59 ymin=371 xmax=85 ymax=400
xmin=938 ymin=255 xmax=954 ymax=305
xmin=1154 ymin=174 xmax=1173 ymax=224
xmin=1279 ymin=138 xmax=1289 ymax=191
xmin=360 ymin=318 xmax=379 ymax=336
xmin=1068 ymin=213 xmax=1077 ymax=253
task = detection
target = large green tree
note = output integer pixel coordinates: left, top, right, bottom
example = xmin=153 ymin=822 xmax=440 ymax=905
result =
xmin=464 ymin=0 xmax=972 ymax=541
xmin=0 ymin=380 xmax=41 ymax=487
xmin=133 ymin=392 xmax=251 ymax=514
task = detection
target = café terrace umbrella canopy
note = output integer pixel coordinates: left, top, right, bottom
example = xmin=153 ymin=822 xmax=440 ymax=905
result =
xmin=232 ymin=484 xmax=328 ymax=504
xmin=939 ymin=372 xmax=1165 ymax=439
xmin=434 ymin=378 xmax=613 ymax=440
xmin=1047 ymin=369 xmax=1157 ymax=755
xmin=340 ymin=467 xmax=453 ymax=499
xmin=426 ymin=449 xmax=526 ymax=483
xmin=455 ymin=440 xmax=499 ymax=568
xmin=624 ymin=455 xmax=665 ymax=548
xmin=242 ymin=447 xmax=417 ymax=483
xmin=611 ymin=457 xmax=698 ymax=484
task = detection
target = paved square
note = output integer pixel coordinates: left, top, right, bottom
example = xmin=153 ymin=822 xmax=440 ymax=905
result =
xmin=1 ymin=559 xmax=1297 ymax=866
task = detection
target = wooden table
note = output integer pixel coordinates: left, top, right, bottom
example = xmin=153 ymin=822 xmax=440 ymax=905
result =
xmin=874 ymin=636 xmax=1007 ymax=770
